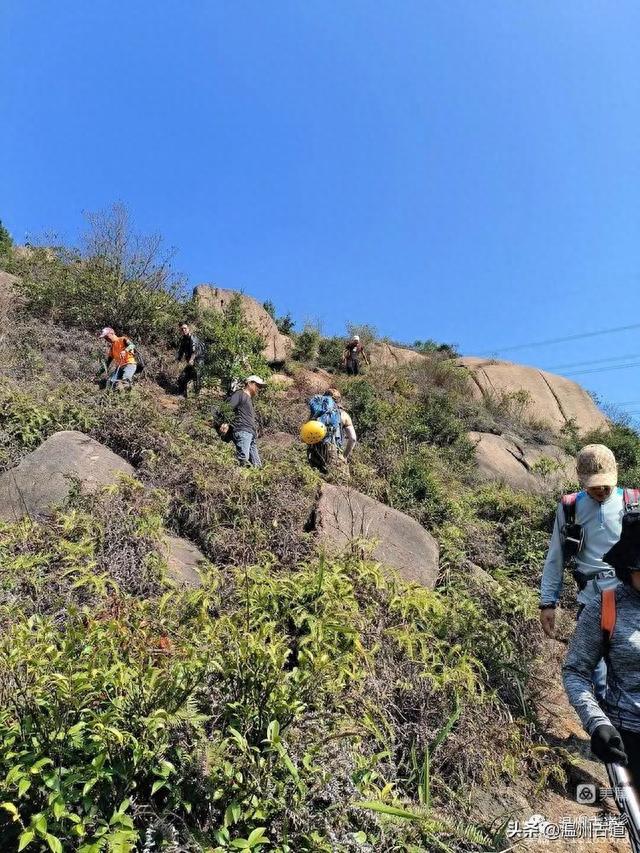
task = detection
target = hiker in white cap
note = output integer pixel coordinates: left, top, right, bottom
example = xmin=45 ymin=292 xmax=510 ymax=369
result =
xmin=220 ymin=375 xmax=266 ymax=467
xmin=540 ymin=444 xmax=640 ymax=700
xmin=342 ymin=334 xmax=369 ymax=376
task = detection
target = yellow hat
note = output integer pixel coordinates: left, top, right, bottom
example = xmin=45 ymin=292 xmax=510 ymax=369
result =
xmin=300 ymin=420 xmax=327 ymax=445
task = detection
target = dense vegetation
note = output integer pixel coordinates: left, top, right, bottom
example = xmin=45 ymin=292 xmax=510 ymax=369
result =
xmin=1 ymin=212 xmax=640 ymax=851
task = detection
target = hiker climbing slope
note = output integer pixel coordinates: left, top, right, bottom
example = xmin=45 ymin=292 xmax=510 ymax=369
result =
xmin=220 ymin=375 xmax=266 ymax=467
xmin=306 ymin=390 xmax=343 ymax=474
xmin=326 ymin=388 xmax=357 ymax=460
xmin=540 ymin=444 xmax=639 ymax=701
xmin=99 ymin=326 xmax=138 ymax=391
xmin=176 ymin=321 xmax=206 ymax=397
xmin=563 ymin=511 xmax=640 ymax=796
xmin=342 ymin=334 xmax=368 ymax=375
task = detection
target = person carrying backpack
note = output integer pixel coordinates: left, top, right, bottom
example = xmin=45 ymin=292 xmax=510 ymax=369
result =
xmin=326 ymin=388 xmax=357 ymax=460
xmin=176 ymin=322 xmax=206 ymax=397
xmin=99 ymin=327 xmax=137 ymax=391
xmin=306 ymin=390 xmax=343 ymax=474
xmin=540 ymin=444 xmax=639 ymax=702
xmin=342 ymin=335 xmax=369 ymax=376
xmin=563 ymin=511 xmax=640 ymax=801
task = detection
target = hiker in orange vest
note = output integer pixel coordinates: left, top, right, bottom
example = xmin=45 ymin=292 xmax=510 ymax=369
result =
xmin=99 ymin=327 xmax=137 ymax=391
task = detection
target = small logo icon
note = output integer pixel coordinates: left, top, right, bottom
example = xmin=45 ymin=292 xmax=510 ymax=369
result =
xmin=576 ymin=783 xmax=597 ymax=804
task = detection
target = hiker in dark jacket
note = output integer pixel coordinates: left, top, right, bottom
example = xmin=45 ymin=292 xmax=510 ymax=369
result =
xmin=563 ymin=512 xmax=640 ymax=789
xmin=176 ymin=322 xmax=205 ymax=397
xmin=342 ymin=335 xmax=369 ymax=375
xmin=219 ymin=375 xmax=266 ymax=467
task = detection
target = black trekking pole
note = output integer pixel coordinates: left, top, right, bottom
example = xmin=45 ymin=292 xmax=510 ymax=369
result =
xmin=606 ymin=762 xmax=640 ymax=852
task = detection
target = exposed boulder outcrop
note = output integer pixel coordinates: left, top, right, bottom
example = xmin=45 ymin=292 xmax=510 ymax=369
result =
xmin=469 ymin=431 xmax=576 ymax=493
xmin=194 ymin=285 xmax=291 ymax=363
xmin=458 ymin=357 xmax=608 ymax=435
xmin=0 ymin=431 xmax=204 ymax=587
xmin=292 ymin=366 xmax=335 ymax=396
xmin=162 ymin=535 xmax=206 ymax=588
xmin=312 ymin=483 xmax=439 ymax=588
xmin=0 ymin=431 xmax=135 ymax=522
xmin=368 ymin=341 xmax=427 ymax=368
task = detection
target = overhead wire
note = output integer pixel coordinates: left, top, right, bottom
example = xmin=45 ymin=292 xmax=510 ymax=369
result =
xmin=543 ymin=353 xmax=640 ymax=371
xmin=564 ymin=360 xmax=640 ymax=377
xmin=484 ymin=321 xmax=640 ymax=355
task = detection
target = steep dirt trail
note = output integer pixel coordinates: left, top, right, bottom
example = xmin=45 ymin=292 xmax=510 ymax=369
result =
xmin=519 ymin=639 xmax=628 ymax=852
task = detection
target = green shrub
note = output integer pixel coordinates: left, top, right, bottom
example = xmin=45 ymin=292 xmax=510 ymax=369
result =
xmin=196 ymin=295 xmax=270 ymax=390
xmin=0 ymin=220 xmax=12 ymax=256
xmin=263 ymin=300 xmax=294 ymax=335
xmin=317 ymin=335 xmax=345 ymax=370
xmin=0 ymin=381 xmax=97 ymax=465
xmin=11 ymin=247 xmax=183 ymax=342
xmin=292 ymin=325 xmax=320 ymax=362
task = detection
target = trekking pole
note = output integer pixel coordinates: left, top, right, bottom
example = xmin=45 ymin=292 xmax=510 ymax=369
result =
xmin=606 ymin=762 xmax=640 ymax=852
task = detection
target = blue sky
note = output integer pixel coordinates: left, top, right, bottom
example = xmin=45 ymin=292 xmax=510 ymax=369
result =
xmin=2 ymin=1 xmax=639 ymax=416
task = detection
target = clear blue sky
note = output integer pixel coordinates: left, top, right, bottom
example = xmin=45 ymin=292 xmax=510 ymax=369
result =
xmin=2 ymin=1 xmax=639 ymax=416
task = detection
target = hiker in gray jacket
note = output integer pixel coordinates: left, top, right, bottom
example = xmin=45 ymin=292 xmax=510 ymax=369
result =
xmin=540 ymin=444 xmax=633 ymax=701
xmin=563 ymin=512 xmax=640 ymax=787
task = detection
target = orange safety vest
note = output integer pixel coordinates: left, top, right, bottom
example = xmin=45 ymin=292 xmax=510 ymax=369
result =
xmin=109 ymin=336 xmax=136 ymax=367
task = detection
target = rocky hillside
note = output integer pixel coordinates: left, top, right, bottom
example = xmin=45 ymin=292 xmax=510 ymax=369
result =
xmin=0 ymin=233 xmax=638 ymax=853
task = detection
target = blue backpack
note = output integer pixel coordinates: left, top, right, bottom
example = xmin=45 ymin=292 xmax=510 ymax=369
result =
xmin=309 ymin=394 xmax=342 ymax=446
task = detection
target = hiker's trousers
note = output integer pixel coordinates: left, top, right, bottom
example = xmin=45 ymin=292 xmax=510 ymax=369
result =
xmin=233 ymin=430 xmax=262 ymax=468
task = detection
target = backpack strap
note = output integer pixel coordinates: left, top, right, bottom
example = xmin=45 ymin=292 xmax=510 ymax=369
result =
xmin=624 ymin=488 xmax=640 ymax=511
xmin=561 ymin=492 xmax=578 ymax=525
xmin=601 ymin=587 xmax=617 ymax=654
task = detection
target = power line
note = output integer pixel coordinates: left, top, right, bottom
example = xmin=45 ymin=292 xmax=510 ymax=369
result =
xmin=564 ymin=360 xmax=640 ymax=377
xmin=485 ymin=321 xmax=640 ymax=355
xmin=544 ymin=352 xmax=640 ymax=371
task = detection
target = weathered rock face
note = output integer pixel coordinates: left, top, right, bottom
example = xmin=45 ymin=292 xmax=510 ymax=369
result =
xmin=368 ymin=341 xmax=427 ymax=368
xmin=0 ymin=431 xmax=135 ymax=522
xmin=469 ymin=431 xmax=576 ymax=493
xmin=458 ymin=357 xmax=608 ymax=435
xmin=292 ymin=366 xmax=335 ymax=396
xmin=194 ymin=285 xmax=291 ymax=364
xmin=161 ymin=535 xmax=206 ymax=588
xmin=313 ymin=483 xmax=439 ymax=588
xmin=0 ymin=431 xmax=205 ymax=588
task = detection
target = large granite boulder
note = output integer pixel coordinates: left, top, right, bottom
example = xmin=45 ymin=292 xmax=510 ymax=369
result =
xmin=161 ymin=535 xmax=207 ymax=588
xmin=312 ymin=483 xmax=439 ymax=588
xmin=368 ymin=341 xmax=427 ymax=368
xmin=292 ymin=366 xmax=335 ymax=396
xmin=457 ymin=357 xmax=608 ymax=435
xmin=0 ymin=431 xmax=135 ymax=522
xmin=194 ymin=285 xmax=291 ymax=363
xmin=469 ymin=431 xmax=576 ymax=493
xmin=0 ymin=431 xmax=204 ymax=587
